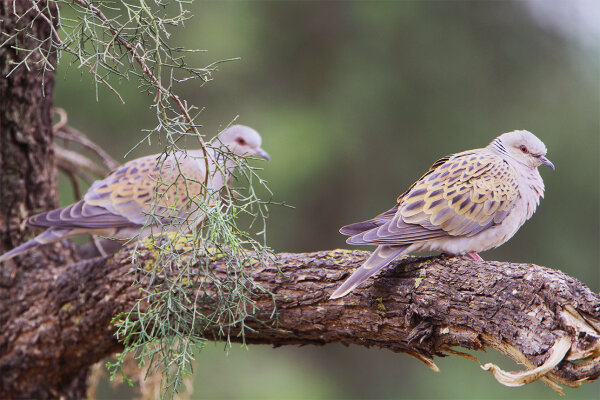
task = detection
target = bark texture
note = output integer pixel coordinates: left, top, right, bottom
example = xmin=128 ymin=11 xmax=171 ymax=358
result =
xmin=0 ymin=1 xmax=81 ymax=398
xmin=1 ymin=245 xmax=598 ymax=398
xmin=0 ymin=0 xmax=58 ymax=248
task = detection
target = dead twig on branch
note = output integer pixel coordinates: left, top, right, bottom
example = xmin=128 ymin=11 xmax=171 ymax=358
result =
xmin=53 ymin=108 xmax=120 ymax=171
xmin=52 ymin=108 xmax=120 ymax=199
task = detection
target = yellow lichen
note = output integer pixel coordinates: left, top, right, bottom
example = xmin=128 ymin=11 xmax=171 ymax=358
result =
xmin=414 ymin=268 xmax=427 ymax=288
xmin=180 ymin=276 xmax=194 ymax=286
xmin=376 ymin=297 xmax=387 ymax=317
xmin=324 ymin=249 xmax=364 ymax=264
xmin=208 ymin=250 xmax=225 ymax=261
xmin=332 ymin=248 xmax=355 ymax=253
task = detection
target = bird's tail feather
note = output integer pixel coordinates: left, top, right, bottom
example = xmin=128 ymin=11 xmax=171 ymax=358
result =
xmin=0 ymin=228 xmax=71 ymax=263
xmin=339 ymin=220 xmax=382 ymax=236
xmin=0 ymin=239 xmax=40 ymax=262
xmin=330 ymin=245 xmax=407 ymax=299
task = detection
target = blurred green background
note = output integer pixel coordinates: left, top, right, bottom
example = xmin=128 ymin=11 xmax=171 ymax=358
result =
xmin=55 ymin=1 xmax=599 ymax=398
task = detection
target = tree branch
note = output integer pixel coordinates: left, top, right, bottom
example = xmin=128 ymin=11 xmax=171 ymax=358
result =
xmin=1 ymin=246 xmax=598 ymax=397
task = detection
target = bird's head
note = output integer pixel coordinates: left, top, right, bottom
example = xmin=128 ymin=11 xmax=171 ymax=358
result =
xmin=490 ymin=130 xmax=554 ymax=170
xmin=216 ymin=125 xmax=270 ymax=161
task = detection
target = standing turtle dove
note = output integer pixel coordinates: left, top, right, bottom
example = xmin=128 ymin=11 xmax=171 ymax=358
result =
xmin=0 ymin=125 xmax=270 ymax=262
xmin=331 ymin=130 xmax=554 ymax=299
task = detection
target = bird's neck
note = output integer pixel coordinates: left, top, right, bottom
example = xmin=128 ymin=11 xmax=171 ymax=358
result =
xmin=186 ymin=145 xmax=239 ymax=178
xmin=487 ymin=140 xmax=545 ymax=199
xmin=514 ymin=163 xmax=545 ymax=221
xmin=487 ymin=138 xmax=509 ymax=157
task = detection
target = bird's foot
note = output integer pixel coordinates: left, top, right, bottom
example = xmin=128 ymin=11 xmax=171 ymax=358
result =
xmin=465 ymin=251 xmax=484 ymax=261
xmin=442 ymin=252 xmax=484 ymax=261
xmin=92 ymin=235 xmax=109 ymax=257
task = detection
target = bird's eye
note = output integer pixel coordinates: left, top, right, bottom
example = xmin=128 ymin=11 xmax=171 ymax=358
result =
xmin=520 ymin=145 xmax=528 ymax=154
xmin=236 ymin=138 xmax=246 ymax=145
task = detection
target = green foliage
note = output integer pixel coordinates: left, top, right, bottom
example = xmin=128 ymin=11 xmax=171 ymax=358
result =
xmin=3 ymin=0 xmax=277 ymax=397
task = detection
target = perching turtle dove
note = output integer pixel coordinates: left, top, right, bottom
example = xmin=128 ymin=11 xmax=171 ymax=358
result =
xmin=330 ymin=130 xmax=554 ymax=299
xmin=0 ymin=125 xmax=269 ymax=262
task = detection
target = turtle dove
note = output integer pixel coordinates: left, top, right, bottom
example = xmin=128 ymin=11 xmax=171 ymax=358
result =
xmin=0 ymin=125 xmax=270 ymax=262
xmin=331 ymin=130 xmax=554 ymax=299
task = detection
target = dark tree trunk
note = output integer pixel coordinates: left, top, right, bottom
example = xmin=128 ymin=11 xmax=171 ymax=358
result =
xmin=0 ymin=0 xmax=58 ymax=250
xmin=0 ymin=1 xmax=82 ymax=398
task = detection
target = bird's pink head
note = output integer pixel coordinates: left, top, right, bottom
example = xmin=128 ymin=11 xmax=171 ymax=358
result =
xmin=489 ymin=130 xmax=554 ymax=170
xmin=216 ymin=125 xmax=270 ymax=161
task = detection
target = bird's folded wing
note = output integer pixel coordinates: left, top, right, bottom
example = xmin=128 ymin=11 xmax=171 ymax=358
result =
xmin=27 ymin=200 xmax=134 ymax=229
xmin=83 ymin=154 xmax=209 ymax=225
xmin=347 ymin=150 xmax=520 ymax=245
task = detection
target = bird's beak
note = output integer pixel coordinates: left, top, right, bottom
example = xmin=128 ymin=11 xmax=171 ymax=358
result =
xmin=538 ymin=155 xmax=555 ymax=170
xmin=254 ymin=148 xmax=270 ymax=161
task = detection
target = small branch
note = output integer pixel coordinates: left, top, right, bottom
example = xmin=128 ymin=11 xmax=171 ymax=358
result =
xmin=52 ymin=109 xmax=118 ymax=199
xmin=53 ymin=109 xmax=120 ymax=171
xmin=481 ymin=335 xmax=571 ymax=387
xmin=61 ymin=166 xmax=82 ymax=199
xmin=1 ymin=248 xmax=598 ymax=397
xmin=54 ymin=145 xmax=108 ymax=179
xmin=27 ymin=0 xmax=125 ymax=104
xmin=70 ymin=0 xmax=211 ymax=184
xmin=53 ymin=107 xmax=68 ymax=132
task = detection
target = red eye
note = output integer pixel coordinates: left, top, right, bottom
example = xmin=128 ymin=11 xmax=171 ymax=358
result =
xmin=236 ymin=137 xmax=246 ymax=145
xmin=520 ymin=145 xmax=528 ymax=154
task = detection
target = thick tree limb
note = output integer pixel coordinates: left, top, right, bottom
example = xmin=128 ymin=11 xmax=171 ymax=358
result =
xmin=1 ymin=246 xmax=598 ymax=398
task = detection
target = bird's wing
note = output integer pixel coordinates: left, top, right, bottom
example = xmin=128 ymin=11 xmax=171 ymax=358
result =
xmin=347 ymin=150 xmax=520 ymax=245
xmin=84 ymin=153 xmax=210 ymax=225
xmin=27 ymin=200 xmax=134 ymax=229
xmin=339 ymin=204 xmax=399 ymax=236
xmin=29 ymin=153 xmax=211 ymax=231
xmin=340 ymin=156 xmax=452 ymax=237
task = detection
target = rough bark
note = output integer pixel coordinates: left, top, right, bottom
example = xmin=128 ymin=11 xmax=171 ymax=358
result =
xmin=1 ymin=245 xmax=598 ymax=398
xmin=0 ymin=0 xmax=81 ymax=398
xmin=0 ymin=0 xmax=58 ymax=247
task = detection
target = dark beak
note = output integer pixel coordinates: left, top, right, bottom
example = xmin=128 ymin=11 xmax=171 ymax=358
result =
xmin=539 ymin=155 xmax=555 ymax=170
xmin=255 ymin=148 xmax=270 ymax=161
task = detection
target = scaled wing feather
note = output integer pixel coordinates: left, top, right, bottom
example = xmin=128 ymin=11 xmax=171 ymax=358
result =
xmin=347 ymin=150 xmax=520 ymax=245
xmin=84 ymin=153 xmax=210 ymax=226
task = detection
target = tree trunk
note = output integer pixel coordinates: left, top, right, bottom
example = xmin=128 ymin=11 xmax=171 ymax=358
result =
xmin=0 ymin=1 xmax=82 ymax=398
xmin=0 ymin=0 xmax=58 ymax=250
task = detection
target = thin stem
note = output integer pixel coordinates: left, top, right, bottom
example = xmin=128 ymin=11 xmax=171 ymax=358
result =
xmin=71 ymin=0 xmax=210 ymax=185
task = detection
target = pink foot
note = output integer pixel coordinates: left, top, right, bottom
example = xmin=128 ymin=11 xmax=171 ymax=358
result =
xmin=465 ymin=251 xmax=484 ymax=261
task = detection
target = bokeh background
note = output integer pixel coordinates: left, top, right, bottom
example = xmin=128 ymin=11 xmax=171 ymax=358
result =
xmin=55 ymin=1 xmax=599 ymax=398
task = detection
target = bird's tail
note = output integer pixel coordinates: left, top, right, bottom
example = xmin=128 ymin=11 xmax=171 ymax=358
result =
xmin=330 ymin=245 xmax=408 ymax=299
xmin=0 ymin=228 xmax=70 ymax=263
xmin=0 ymin=239 xmax=40 ymax=263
